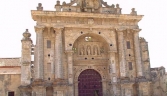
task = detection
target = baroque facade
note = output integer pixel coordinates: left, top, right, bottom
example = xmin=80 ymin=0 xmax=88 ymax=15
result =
xmin=0 ymin=0 xmax=167 ymax=96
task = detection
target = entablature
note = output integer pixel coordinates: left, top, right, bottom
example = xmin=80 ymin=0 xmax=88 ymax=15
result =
xmin=31 ymin=11 xmax=143 ymax=22
xmin=36 ymin=23 xmax=139 ymax=30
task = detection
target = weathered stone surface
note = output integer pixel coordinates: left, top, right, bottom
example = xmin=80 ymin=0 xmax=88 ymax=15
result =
xmin=0 ymin=0 xmax=167 ymax=96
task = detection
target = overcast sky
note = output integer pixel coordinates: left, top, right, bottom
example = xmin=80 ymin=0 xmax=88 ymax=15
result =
xmin=0 ymin=0 xmax=167 ymax=69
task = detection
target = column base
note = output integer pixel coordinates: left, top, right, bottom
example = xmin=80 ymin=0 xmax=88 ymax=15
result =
xmin=18 ymin=85 xmax=32 ymax=96
xmin=31 ymin=79 xmax=46 ymax=96
xmin=53 ymin=79 xmax=68 ymax=96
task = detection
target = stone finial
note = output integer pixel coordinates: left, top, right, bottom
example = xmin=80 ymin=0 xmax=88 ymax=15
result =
xmin=111 ymin=4 xmax=115 ymax=8
xmin=62 ymin=1 xmax=66 ymax=5
xmin=130 ymin=8 xmax=137 ymax=15
xmin=22 ymin=29 xmax=31 ymax=41
xmin=37 ymin=3 xmax=43 ymax=11
xmin=116 ymin=4 xmax=121 ymax=14
xmin=116 ymin=4 xmax=119 ymax=8
xmin=56 ymin=0 xmax=61 ymax=6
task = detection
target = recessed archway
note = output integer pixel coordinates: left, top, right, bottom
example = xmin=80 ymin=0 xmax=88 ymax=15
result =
xmin=78 ymin=69 xmax=103 ymax=96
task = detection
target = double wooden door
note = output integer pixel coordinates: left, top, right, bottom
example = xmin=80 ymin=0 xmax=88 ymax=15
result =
xmin=78 ymin=69 xmax=103 ymax=96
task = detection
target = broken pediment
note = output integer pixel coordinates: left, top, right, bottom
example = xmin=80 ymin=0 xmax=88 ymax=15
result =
xmin=54 ymin=0 xmax=122 ymax=14
xmin=79 ymin=0 xmax=102 ymax=9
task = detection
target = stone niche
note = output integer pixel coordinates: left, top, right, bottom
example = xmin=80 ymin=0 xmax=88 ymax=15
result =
xmin=73 ymin=33 xmax=109 ymax=65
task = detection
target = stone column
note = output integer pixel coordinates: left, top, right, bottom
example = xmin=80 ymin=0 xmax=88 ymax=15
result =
xmin=66 ymin=50 xmax=74 ymax=96
xmin=54 ymin=28 xmax=63 ymax=79
xmin=108 ymin=51 xmax=117 ymax=95
xmin=133 ymin=29 xmax=143 ymax=77
xmin=117 ymin=29 xmax=126 ymax=77
xmin=34 ymin=26 xmax=45 ymax=79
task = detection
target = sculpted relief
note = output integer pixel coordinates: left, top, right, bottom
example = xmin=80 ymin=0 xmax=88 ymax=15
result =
xmin=78 ymin=42 xmax=101 ymax=56
xmin=82 ymin=0 xmax=101 ymax=9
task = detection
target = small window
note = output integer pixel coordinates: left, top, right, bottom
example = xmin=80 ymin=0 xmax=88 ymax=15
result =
xmin=8 ymin=92 xmax=14 ymax=96
xmin=47 ymin=40 xmax=51 ymax=48
xmin=47 ymin=63 xmax=51 ymax=73
xmin=127 ymin=41 xmax=131 ymax=49
xmin=129 ymin=62 xmax=133 ymax=70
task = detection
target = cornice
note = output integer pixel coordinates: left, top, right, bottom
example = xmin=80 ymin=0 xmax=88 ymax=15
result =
xmin=37 ymin=23 xmax=139 ymax=29
xmin=31 ymin=11 xmax=143 ymax=21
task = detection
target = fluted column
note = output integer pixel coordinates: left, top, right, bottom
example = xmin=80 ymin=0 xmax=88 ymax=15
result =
xmin=66 ymin=50 xmax=74 ymax=96
xmin=34 ymin=26 xmax=44 ymax=79
xmin=54 ymin=28 xmax=63 ymax=79
xmin=117 ymin=29 xmax=126 ymax=77
xmin=133 ymin=29 xmax=143 ymax=77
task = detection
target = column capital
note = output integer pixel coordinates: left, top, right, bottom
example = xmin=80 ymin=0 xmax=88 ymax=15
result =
xmin=53 ymin=26 xmax=64 ymax=31
xmin=65 ymin=50 xmax=74 ymax=55
xmin=34 ymin=26 xmax=45 ymax=33
xmin=116 ymin=28 xmax=126 ymax=32
xmin=132 ymin=29 xmax=142 ymax=33
xmin=108 ymin=51 xmax=117 ymax=53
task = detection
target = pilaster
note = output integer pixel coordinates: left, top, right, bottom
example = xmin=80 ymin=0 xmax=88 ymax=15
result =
xmin=65 ymin=50 xmax=74 ymax=96
xmin=117 ymin=29 xmax=126 ymax=77
xmin=34 ymin=26 xmax=45 ymax=80
xmin=54 ymin=28 xmax=63 ymax=79
xmin=108 ymin=51 xmax=117 ymax=95
xmin=133 ymin=29 xmax=143 ymax=77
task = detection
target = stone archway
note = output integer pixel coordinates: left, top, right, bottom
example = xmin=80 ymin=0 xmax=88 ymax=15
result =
xmin=78 ymin=69 xmax=103 ymax=96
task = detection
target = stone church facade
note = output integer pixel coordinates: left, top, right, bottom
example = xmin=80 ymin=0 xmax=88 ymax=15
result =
xmin=0 ymin=0 xmax=167 ymax=96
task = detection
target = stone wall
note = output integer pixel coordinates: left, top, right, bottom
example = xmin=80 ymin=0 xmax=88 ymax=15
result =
xmin=0 ymin=74 xmax=21 ymax=96
xmin=151 ymin=67 xmax=167 ymax=96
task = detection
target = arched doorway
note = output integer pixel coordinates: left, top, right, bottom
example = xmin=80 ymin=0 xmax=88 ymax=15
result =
xmin=78 ymin=69 xmax=103 ymax=96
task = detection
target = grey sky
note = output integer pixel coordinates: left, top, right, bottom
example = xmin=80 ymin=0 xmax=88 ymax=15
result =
xmin=0 ymin=0 xmax=167 ymax=69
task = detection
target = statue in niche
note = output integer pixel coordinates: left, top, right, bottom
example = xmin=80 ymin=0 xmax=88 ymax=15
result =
xmin=80 ymin=47 xmax=85 ymax=55
xmin=87 ymin=46 xmax=91 ymax=55
xmin=94 ymin=46 xmax=98 ymax=55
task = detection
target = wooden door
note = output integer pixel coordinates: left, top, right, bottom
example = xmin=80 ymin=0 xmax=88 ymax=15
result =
xmin=78 ymin=69 xmax=102 ymax=96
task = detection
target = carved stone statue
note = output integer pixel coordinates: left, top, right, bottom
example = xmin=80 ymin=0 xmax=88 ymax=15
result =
xmin=94 ymin=46 xmax=98 ymax=55
xmin=87 ymin=46 xmax=91 ymax=55
xmin=84 ymin=0 xmax=100 ymax=9
xmin=80 ymin=47 xmax=85 ymax=55
xmin=93 ymin=0 xmax=100 ymax=9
